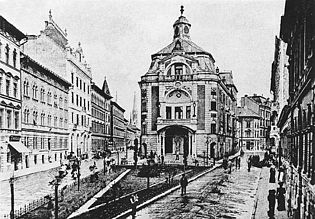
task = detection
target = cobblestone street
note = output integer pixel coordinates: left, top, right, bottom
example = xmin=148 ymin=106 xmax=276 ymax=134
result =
xmin=133 ymin=155 xmax=262 ymax=219
xmin=0 ymin=159 xmax=104 ymax=217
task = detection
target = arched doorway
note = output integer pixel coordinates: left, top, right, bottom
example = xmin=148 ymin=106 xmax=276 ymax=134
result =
xmin=165 ymin=126 xmax=189 ymax=158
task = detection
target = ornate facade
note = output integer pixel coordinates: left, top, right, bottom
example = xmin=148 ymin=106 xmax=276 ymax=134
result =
xmin=0 ymin=16 xmax=27 ymax=173
xmin=139 ymin=7 xmax=238 ymax=164
xmin=23 ymin=11 xmax=92 ymax=158
xmin=20 ymin=54 xmax=71 ymax=167
xmin=91 ymin=79 xmax=112 ymax=154
xmin=240 ymin=95 xmax=272 ymax=150
xmin=278 ymin=0 xmax=315 ymax=217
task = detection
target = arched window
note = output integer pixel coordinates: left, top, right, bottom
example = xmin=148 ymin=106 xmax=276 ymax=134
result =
xmin=41 ymin=113 xmax=45 ymax=126
xmin=33 ymin=111 xmax=38 ymax=125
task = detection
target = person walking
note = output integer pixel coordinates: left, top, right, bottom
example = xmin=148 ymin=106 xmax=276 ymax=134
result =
xmin=276 ymin=182 xmax=286 ymax=211
xmin=180 ymin=173 xmax=188 ymax=195
xmin=269 ymin=164 xmax=276 ymax=183
xmin=268 ymin=189 xmax=276 ymax=218
xmin=238 ymin=156 xmax=241 ymax=169
xmin=228 ymin=159 xmax=232 ymax=174
xmin=161 ymin=154 xmax=164 ymax=165
xmin=247 ymin=156 xmax=252 ymax=172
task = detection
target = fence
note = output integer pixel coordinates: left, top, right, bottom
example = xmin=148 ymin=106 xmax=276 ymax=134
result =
xmin=0 ymin=172 xmax=96 ymax=219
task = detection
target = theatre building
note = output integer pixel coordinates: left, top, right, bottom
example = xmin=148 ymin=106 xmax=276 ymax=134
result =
xmin=0 ymin=16 xmax=28 ymax=173
xmin=139 ymin=7 xmax=238 ymax=164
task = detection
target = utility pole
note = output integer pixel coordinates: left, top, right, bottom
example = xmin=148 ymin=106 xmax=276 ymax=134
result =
xmin=77 ymin=164 xmax=80 ymax=191
xmin=9 ymin=176 xmax=14 ymax=219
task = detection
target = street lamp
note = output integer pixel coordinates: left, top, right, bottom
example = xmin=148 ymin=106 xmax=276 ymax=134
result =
xmin=193 ymin=101 xmax=196 ymax=117
xmin=9 ymin=173 xmax=14 ymax=219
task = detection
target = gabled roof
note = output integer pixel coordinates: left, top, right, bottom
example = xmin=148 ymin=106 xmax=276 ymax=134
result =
xmin=102 ymin=77 xmax=111 ymax=97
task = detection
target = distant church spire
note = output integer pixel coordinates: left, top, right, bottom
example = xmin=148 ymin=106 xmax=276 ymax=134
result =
xmin=131 ymin=92 xmax=138 ymax=126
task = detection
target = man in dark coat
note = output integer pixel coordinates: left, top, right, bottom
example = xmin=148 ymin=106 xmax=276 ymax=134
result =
xmin=180 ymin=174 xmax=188 ymax=195
xmin=268 ymin=189 xmax=276 ymax=218
xmin=276 ymin=182 xmax=286 ymax=211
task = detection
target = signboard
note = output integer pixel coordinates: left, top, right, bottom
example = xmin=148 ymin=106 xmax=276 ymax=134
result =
xmin=9 ymin=135 xmax=21 ymax=142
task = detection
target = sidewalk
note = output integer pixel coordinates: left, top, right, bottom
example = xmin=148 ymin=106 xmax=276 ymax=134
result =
xmin=0 ymin=158 xmax=104 ymax=217
xmin=253 ymin=166 xmax=290 ymax=219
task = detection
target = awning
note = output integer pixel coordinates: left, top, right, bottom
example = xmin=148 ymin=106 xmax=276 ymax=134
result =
xmin=9 ymin=142 xmax=30 ymax=153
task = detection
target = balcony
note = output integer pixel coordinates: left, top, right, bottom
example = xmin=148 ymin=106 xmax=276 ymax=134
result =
xmin=157 ymin=117 xmax=197 ymax=127
xmin=158 ymin=74 xmax=196 ymax=82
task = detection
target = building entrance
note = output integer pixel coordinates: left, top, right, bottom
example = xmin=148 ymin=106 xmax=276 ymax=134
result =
xmin=165 ymin=126 xmax=189 ymax=157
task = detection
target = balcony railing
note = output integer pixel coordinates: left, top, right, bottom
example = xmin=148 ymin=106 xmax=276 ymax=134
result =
xmin=158 ymin=74 xmax=196 ymax=82
xmin=157 ymin=118 xmax=197 ymax=125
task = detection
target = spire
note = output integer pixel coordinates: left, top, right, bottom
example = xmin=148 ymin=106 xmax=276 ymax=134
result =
xmin=131 ymin=92 xmax=138 ymax=126
xmin=102 ymin=76 xmax=111 ymax=96
xmin=49 ymin=9 xmax=52 ymax=21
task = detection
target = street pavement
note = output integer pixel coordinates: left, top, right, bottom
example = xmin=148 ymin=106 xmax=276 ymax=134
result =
xmin=0 ymin=158 xmax=104 ymax=217
xmin=254 ymin=166 xmax=289 ymax=219
xmin=133 ymin=154 xmax=262 ymax=219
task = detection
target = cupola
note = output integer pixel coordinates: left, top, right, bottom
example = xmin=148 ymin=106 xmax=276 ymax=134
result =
xmin=173 ymin=6 xmax=191 ymax=40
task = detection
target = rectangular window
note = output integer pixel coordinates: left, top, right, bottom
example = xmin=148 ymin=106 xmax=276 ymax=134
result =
xmin=71 ymin=92 xmax=74 ymax=103
xmin=13 ymin=82 xmax=17 ymax=98
xmin=80 ymin=79 xmax=82 ymax=90
xmin=83 ymin=83 xmax=86 ymax=92
xmin=246 ymin=121 xmax=251 ymax=128
xmin=186 ymin=106 xmax=191 ymax=119
xmin=210 ymin=101 xmax=216 ymax=111
xmin=6 ymin=110 xmax=11 ymax=128
xmin=0 ymin=109 xmax=3 ymax=128
xmin=211 ymin=113 xmax=216 ymax=118
xmin=166 ymin=107 xmax=172 ymax=119
xmin=211 ymin=88 xmax=216 ymax=96
xmin=175 ymin=106 xmax=182 ymax=119
xmin=211 ymin=123 xmax=216 ymax=134
xmin=76 ymin=77 xmax=78 ymax=87
xmin=14 ymin=112 xmax=19 ymax=129
xmin=71 ymin=73 xmax=74 ymax=84
xmin=6 ymin=79 xmax=10 ymax=96
xmin=76 ymin=94 xmax=78 ymax=106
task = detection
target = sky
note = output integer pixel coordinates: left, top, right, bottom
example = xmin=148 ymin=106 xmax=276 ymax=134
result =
xmin=0 ymin=0 xmax=286 ymax=119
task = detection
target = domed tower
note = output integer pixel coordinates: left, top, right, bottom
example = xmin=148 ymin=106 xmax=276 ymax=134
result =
xmin=173 ymin=6 xmax=191 ymax=41
xmin=139 ymin=6 xmax=238 ymax=165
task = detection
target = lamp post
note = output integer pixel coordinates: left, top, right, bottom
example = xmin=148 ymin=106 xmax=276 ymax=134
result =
xmin=205 ymin=136 xmax=210 ymax=166
xmin=54 ymin=176 xmax=60 ymax=219
xmin=193 ymin=101 xmax=196 ymax=117
xmin=9 ymin=174 xmax=14 ymax=219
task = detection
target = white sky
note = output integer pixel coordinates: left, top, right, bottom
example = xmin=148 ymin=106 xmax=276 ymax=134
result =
xmin=1 ymin=0 xmax=285 ymax=119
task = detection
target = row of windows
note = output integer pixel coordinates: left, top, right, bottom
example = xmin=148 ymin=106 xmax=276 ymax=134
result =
xmin=23 ymin=109 xmax=67 ymax=128
xmin=0 ymin=41 xmax=17 ymax=68
xmin=165 ymin=106 xmax=192 ymax=119
xmin=22 ymin=136 xmax=68 ymax=150
xmin=23 ymin=81 xmax=68 ymax=108
xmin=0 ymin=77 xmax=18 ymax=98
xmin=71 ymin=112 xmax=89 ymax=127
xmin=71 ymin=92 xmax=89 ymax=111
xmin=92 ymin=108 xmax=109 ymax=122
xmin=71 ymin=72 xmax=90 ymax=94
xmin=0 ymin=109 xmax=19 ymax=129
xmin=91 ymin=93 xmax=109 ymax=109
xmin=91 ymin=121 xmax=110 ymax=134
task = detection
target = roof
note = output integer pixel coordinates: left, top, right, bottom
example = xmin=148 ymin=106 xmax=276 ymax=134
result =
xmin=21 ymin=53 xmax=72 ymax=88
xmin=152 ymin=38 xmax=214 ymax=61
xmin=236 ymin=107 xmax=261 ymax=118
xmin=91 ymin=83 xmax=112 ymax=100
xmin=0 ymin=16 xmax=26 ymax=41
xmin=111 ymin=101 xmax=125 ymax=113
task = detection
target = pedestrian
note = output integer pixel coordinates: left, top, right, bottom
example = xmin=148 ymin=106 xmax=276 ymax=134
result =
xmin=238 ymin=157 xmax=241 ymax=169
xmin=161 ymin=154 xmax=164 ymax=165
xmin=276 ymin=182 xmax=286 ymax=211
xmin=247 ymin=156 xmax=252 ymax=172
xmin=130 ymin=194 xmax=138 ymax=219
xmin=228 ymin=159 xmax=232 ymax=174
xmin=269 ymin=164 xmax=276 ymax=183
xmin=180 ymin=173 xmax=188 ymax=195
xmin=267 ymin=189 xmax=276 ymax=218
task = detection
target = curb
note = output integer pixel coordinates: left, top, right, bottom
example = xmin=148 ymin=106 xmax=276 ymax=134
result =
xmin=67 ymin=169 xmax=131 ymax=219
xmin=112 ymin=163 xmax=223 ymax=219
xmin=251 ymin=167 xmax=263 ymax=219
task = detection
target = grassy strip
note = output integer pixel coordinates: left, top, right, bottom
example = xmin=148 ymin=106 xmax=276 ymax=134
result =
xmin=19 ymin=168 xmax=125 ymax=219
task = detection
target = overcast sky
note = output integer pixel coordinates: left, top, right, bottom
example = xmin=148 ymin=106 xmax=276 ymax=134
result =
xmin=1 ymin=0 xmax=285 ymax=119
